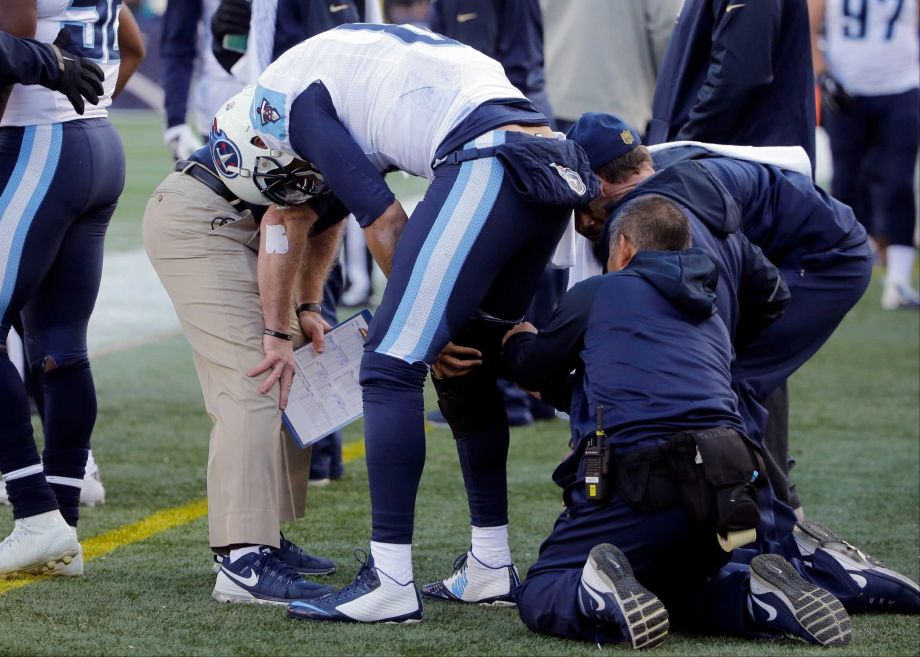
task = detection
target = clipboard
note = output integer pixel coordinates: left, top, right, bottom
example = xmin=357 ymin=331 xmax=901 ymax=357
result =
xmin=281 ymin=310 xmax=372 ymax=448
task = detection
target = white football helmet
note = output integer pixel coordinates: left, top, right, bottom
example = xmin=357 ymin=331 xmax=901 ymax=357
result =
xmin=209 ymin=86 xmax=328 ymax=206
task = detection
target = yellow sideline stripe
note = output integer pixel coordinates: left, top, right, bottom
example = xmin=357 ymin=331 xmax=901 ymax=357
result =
xmin=0 ymin=439 xmax=367 ymax=596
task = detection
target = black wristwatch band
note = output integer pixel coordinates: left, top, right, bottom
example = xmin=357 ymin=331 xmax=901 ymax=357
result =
xmin=296 ymin=302 xmax=322 ymax=315
xmin=263 ymin=328 xmax=294 ymax=341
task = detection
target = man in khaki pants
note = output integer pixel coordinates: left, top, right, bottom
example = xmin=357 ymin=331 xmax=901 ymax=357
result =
xmin=143 ymin=94 xmax=347 ymax=605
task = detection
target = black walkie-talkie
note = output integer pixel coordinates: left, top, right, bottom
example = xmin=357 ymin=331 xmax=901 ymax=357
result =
xmin=584 ymin=405 xmax=609 ymax=501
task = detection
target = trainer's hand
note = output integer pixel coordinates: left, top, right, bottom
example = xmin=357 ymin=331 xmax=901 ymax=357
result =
xmin=299 ymin=311 xmax=331 ymax=354
xmin=46 ymin=29 xmax=104 ymax=115
xmin=502 ymin=321 xmax=538 ymax=347
xmin=248 ymin=334 xmax=297 ymax=410
xmin=164 ymin=124 xmax=202 ymax=161
xmin=431 ymin=342 xmax=482 ymax=379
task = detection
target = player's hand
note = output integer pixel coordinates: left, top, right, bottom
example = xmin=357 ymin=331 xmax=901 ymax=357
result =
xmin=46 ymin=29 xmax=104 ymax=115
xmin=817 ymin=73 xmax=853 ymax=114
xmin=299 ymin=311 xmax=331 ymax=354
xmin=164 ymin=124 xmax=202 ymax=161
xmin=431 ymin=342 xmax=482 ymax=379
xmin=502 ymin=321 xmax=538 ymax=347
xmin=248 ymin=334 xmax=297 ymax=410
xmin=212 ymin=0 xmax=252 ymax=39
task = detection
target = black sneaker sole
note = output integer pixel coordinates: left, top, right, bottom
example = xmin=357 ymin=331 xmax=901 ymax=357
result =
xmin=588 ymin=544 xmax=669 ymax=650
xmin=751 ymin=554 xmax=852 ymax=646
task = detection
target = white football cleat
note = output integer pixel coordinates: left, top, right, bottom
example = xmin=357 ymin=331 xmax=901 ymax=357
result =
xmin=79 ymin=452 xmax=105 ymax=507
xmin=421 ymin=551 xmax=520 ymax=606
xmin=881 ymin=281 xmax=920 ymax=310
xmin=0 ymin=510 xmax=81 ymax=576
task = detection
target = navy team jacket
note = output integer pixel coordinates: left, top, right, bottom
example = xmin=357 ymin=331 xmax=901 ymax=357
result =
xmin=502 ymin=249 xmax=746 ymax=457
xmin=0 ymin=30 xmax=59 ymax=88
xmin=648 ymin=0 xmax=816 ymax=166
xmin=604 ymin=158 xmax=791 ymax=346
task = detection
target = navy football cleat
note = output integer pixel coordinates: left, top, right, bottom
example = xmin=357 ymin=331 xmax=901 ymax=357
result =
xmin=421 ymin=551 xmax=519 ymax=606
xmin=288 ymin=550 xmax=423 ymax=624
xmin=794 ymin=519 xmax=920 ymax=614
xmin=749 ymin=554 xmax=851 ymax=646
xmin=211 ymin=547 xmax=334 ymax=605
xmin=278 ymin=534 xmax=336 ymax=575
xmin=577 ymin=544 xmax=669 ymax=650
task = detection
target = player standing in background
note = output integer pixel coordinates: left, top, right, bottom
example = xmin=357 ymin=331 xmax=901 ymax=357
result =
xmin=160 ymin=0 xmax=245 ymax=161
xmin=809 ymin=0 xmax=920 ymax=310
xmin=0 ymin=0 xmax=143 ymax=576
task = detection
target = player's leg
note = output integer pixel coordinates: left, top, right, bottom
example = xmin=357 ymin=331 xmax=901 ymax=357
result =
xmin=293 ymin=138 xmax=572 ymax=623
xmin=423 ymin=209 xmax=569 ymax=605
xmin=0 ymin=124 xmax=81 ymax=575
xmin=732 ymin=248 xmax=872 ymax=404
xmin=143 ymin=173 xmax=333 ymax=603
xmin=21 ymin=121 xmax=125 ymax=539
xmin=824 ymin=95 xmax=873 ymax=226
xmin=874 ymin=88 xmax=920 ymax=309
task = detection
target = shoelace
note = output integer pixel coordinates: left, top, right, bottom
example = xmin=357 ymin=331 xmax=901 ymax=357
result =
xmin=319 ymin=549 xmax=377 ymax=603
xmin=253 ymin=548 xmax=304 ymax=585
xmin=279 ymin=533 xmax=307 ymax=560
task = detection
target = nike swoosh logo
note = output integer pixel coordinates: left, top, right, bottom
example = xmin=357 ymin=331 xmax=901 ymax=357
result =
xmin=848 ymin=572 xmax=868 ymax=589
xmin=583 ymin=582 xmax=607 ymax=612
xmin=457 ymin=12 xmax=477 ymax=22
xmin=751 ymin=595 xmax=777 ymax=622
xmin=222 ymin=566 xmax=258 ymax=588
xmin=329 ymin=3 xmax=349 ymax=12
xmin=726 ymin=3 xmax=746 ymax=12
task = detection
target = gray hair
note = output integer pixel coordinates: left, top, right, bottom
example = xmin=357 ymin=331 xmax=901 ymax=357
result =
xmin=609 ymin=194 xmax=692 ymax=255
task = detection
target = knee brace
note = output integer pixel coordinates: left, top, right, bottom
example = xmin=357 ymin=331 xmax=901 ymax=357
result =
xmin=433 ymin=368 xmax=507 ymax=436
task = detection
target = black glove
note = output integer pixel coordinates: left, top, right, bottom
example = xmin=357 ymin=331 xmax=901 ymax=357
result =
xmin=46 ymin=29 xmax=104 ymax=115
xmin=817 ymin=72 xmax=853 ymax=114
xmin=211 ymin=0 xmax=251 ymax=41
xmin=211 ymin=0 xmax=251 ymax=74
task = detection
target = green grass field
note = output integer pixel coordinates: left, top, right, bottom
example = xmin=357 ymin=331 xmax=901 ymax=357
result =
xmin=0 ymin=113 xmax=917 ymax=656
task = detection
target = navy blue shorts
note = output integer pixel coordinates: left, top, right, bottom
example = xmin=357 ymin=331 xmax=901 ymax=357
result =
xmin=0 ymin=119 xmax=124 ymax=364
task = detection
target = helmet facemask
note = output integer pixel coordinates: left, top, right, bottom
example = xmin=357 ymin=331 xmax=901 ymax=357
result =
xmin=252 ymin=156 xmax=329 ymax=207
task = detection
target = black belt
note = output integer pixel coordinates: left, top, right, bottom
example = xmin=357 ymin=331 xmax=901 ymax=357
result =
xmin=174 ymin=160 xmax=243 ymax=207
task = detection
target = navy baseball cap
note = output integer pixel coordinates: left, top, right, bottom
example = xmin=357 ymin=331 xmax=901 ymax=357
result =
xmin=566 ymin=113 xmax=642 ymax=170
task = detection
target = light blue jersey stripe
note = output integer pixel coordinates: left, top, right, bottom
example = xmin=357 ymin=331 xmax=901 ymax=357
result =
xmin=0 ymin=124 xmax=63 ymax=321
xmin=376 ymin=131 xmax=507 ymax=362
xmin=376 ymin=159 xmax=477 ymax=357
xmin=405 ymin=141 xmax=506 ymax=361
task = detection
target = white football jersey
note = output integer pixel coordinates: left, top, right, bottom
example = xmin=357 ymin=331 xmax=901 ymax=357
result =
xmin=1 ymin=0 xmax=124 ymax=127
xmin=253 ymin=24 xmax=527 ymax=180
xmin=825 ymin=0 xmax=920 ymax=95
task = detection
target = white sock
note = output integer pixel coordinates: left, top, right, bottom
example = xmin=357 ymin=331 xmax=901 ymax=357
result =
xmin=471 ymin=525 xmax=512 ymax=568
xmin=886 ymin=245 xmax=917 ymax=286
xmin=370 ymin=541 xmax=413 ymax=584
xmin=229 ymin=545 xmax=261 ymax=563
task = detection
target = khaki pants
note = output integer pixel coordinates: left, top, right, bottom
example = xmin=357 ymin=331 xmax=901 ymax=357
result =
xmin=142 ymin=171 xmax=310 ymax=549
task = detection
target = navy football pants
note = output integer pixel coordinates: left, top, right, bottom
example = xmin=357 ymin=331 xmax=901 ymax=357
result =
xmin=0 ymin=119 xmax=124 ymax=524
xmin=360 ymin=131 xmax=571 ymax=543
xmin=824 ymin=88 xmax=919 ymax=246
